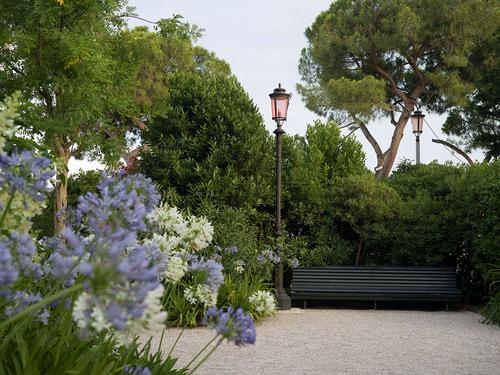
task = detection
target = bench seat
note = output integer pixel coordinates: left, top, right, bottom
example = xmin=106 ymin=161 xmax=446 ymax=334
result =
xmin=291 ymin=266 xmax=462 ymax=307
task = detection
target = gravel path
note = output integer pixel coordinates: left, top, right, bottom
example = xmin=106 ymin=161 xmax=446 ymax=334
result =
xmin=145 ymin=309 xmax=500 ymax=375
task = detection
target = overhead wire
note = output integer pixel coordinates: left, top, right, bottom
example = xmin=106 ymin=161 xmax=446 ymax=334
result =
xmin=423 ymin=118 xmax=465 ymax=164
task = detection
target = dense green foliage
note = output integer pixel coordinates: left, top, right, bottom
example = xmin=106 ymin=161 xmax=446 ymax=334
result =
xmin=0 ymin=0 xmax=227 ymax=232
xmin=140 ymin=71 xmax=274 ymax=211
xmin=281 ymin=121 xmax=367 ymax=265
xmin=1 ymin=309 xmax=186 ymax=374
xmin=298 ymin=0 xmax=498 ymax=177
xmin=443 ymin=33 xmax=500 ymax=161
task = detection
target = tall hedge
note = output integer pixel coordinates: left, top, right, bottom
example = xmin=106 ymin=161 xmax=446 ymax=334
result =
xmin=140 ymin=71 xmax=274 ymax=212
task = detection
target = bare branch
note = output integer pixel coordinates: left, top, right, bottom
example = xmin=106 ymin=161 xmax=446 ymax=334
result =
xmin=356 ymin=119 xmax=383 ymax=158
xmin=390 ymin=111 xmax=398 ymax=126
xmin=371 ymin=62 xmax=409 ymax=102
xmin=432 ymin=139 xmax=474 ymax=165
xmin=346 ymin=127 xmax=359 ymax=137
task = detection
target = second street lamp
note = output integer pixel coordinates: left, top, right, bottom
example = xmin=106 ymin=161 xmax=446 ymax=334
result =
xmin=411 ymin=110 xmax=425 ymax=164
xmin=269 ymin=83 xmax=291 ymax=310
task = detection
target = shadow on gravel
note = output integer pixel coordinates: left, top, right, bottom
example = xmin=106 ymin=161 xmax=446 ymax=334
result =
xmin=291 ymin=299 xmax=473 ymax=312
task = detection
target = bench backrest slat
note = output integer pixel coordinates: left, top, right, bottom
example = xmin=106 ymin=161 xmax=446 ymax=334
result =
xmin=291 ymin=266 xmax=462 ymax=303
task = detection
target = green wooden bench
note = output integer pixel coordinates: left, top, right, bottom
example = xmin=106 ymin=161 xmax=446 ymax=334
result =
xmin=290 ymin=266 xmax=462 ymax=310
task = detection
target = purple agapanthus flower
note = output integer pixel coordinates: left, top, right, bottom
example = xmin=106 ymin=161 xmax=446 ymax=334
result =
xmin=37 ymin=308 xmax=50 ymax=325
xmin=78 ymin=173 xmax=159 ymax=238
xmin=8 ymin=232 xmax=42 ymax=278
xmin=47 ymin=173 xmax=167 ymax=333
xmin=260 ymin=248 xmax=280 ymax=264
xmin=203 ymin=306 xmax=256 ymax=346
xmin=225 ymin=245 xmax=238 ymax=255
xmin=0 ymin=240 xmax=18 ymax=294
xmin=124 ymin=365 xmax=152 ymax=375
xmin=0 ymin=150 xmax=54 ymax=201
xmin=0 ymin=232 xmax=41 ymax=294
xmin=4 ymin=290 xmax=42 ymax=317
xmin=189 ymin=258 xmax=224 ymax=294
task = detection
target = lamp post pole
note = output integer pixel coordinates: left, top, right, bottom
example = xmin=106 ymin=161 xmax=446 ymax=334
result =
xmin=416 ymin=133 xmax=421 ymax=165
xmin=270 ymin=84 xmax=291 ymax=310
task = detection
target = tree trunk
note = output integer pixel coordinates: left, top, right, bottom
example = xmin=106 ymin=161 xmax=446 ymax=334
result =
xmin=378 ymin=105 xmax=414 ymax=178
xmin=54 ymin=144 xmax=71 ymax=235
xmin=359 ymin=104 xmax=415 ymax=179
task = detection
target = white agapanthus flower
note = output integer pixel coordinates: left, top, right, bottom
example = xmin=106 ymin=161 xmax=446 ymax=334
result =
xmin=183 ymin=285 xmax=217 ymax=307
xmin=72 ymin=286 xmax=168 ymax=346
xmin=73 ymin=292 xmax=91 ymax=330
xmin=235 ymin=259 xmax=245 ymax=273
xmin=91 ymin=305 xmax=111 ymax=333
xmin=163 ymin=255 xmax=188 ymax=282
xmin=184 ymin=286 xmax=197 ymax=304
xmin=0 ymin=94 xmax=19 ymax=152
xmin=249 ymin=290 xmax=277 ymax=316
xmin=147 ymin=204 xmax=187 ymax=235
xmin=147 ymin=204 xmax=214 ymax=252
xmin=185 ymin=216 xmax=214 ymax=250
xmin=145 ymin=233 xmax=181 ymax=254
xmin=195 ymin=284 xmax=217 ymax=307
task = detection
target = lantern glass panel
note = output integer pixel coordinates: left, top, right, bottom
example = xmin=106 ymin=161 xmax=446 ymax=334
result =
xmin=411 ymin=112 xmax=424 ymax=134
xmin=271 ymin=95 xmax=289 ymax=121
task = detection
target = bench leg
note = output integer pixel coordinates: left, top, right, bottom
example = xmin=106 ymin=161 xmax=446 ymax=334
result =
xmin=374 ymin=301 xmax=377 ymax=310
xmin=445 ymin=302 xmax=449 ymax=311
xmin=303 ymin=299 xmax=307 ymax=309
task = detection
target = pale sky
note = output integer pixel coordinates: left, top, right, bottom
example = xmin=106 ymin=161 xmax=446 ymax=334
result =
xmin=70 ymin=0 xmax=482 ymax=173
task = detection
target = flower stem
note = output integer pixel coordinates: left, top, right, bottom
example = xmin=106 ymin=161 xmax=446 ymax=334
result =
xmin=188 ymin=337 xmax=224 ymax=375
xmin=0 ymin=283 xmax=83 ymax=330
xmin=185 ymin=333 xmax=220 ymax=369
xmin=167 ymin=324 xmax=186 ymax=359
xmin=0 ymin=191 xmax=15 ymax=229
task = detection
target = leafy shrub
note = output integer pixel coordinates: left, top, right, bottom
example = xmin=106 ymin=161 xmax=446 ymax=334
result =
xmin=483 ymin=266 xmax=500 ymax=325
xmin=140 ymin=71 xmax=274 ymax=211
xmin=217 ymin=275 xmax=271 ymax=323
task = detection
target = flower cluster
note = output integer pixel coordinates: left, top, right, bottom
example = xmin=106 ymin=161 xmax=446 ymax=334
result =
xmin=182 ymin=257 xmax=224 ymax=308
xmin=147 ymin=204 xmax=213 ymax=252
xmin=124 ymin=365 xmax=152 ymax=375
xmin=78 ymin=173 xmax=160 ymax=236
xmin=257 ymin=248 xmax=281 ymax=264
xmin=184 ymin=284 xmax=217 ymax=307
xmin=234 ymin=259 xmax=245 ymax=274
xmin=0 ymin=94 xmax=18 ymax=152
xmin=0 ymin=151 xmax=54 ymax=201
xmin=43 ymin=173 xmax=168 ymax=344
xmin=249 ymin=290 xmax=277 ymax=318
xmin=73 ymin=284 xmax=167 ymax=346
xmin=189 ymin=258 xmax=224 ymax=294
xmin=225 ymin=245 xmax=238 ymax=255
xmin=0 ymin=232 xmax=41 ymax=296
xmin=203 ymin=306 xmax=256 ymax=346
xmin=0 ymin=149 xmax=55 ymax=232
xmin=163 ymin=255 xmax=188 ymax=283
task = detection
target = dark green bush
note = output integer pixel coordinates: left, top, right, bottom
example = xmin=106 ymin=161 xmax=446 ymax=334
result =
xmin=140 ymin=71 xmax=274 ymax=212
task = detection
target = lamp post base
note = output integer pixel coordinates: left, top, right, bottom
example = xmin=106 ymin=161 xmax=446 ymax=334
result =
xmin=276 ymin=288 xmax=291 ymax=310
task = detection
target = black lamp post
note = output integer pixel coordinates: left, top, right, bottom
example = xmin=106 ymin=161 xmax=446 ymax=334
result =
xmin=411 ymin=110 xmax=425 ymax=164
xmin=269 ymin=83 xmax=291 ymax=310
